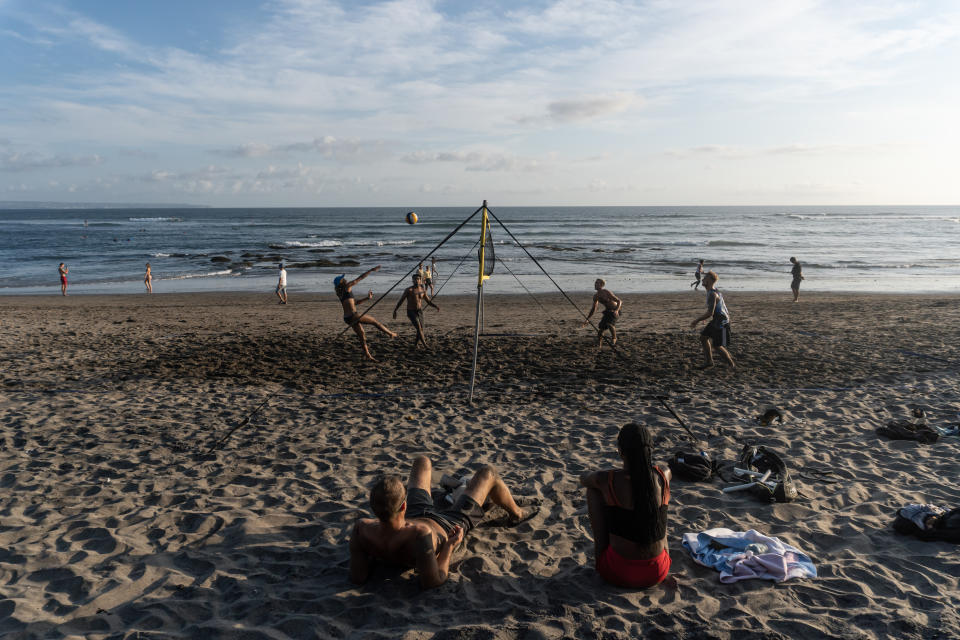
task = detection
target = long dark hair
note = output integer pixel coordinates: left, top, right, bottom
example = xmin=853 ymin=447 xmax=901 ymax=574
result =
xmin=617 ymin=423 xmax=661 ymax=535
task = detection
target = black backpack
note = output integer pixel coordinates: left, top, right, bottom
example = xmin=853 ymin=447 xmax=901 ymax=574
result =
xmin=737 ymin=445 xmax=798 ymax=503
xmin=669 ymin=451 xmax=716 ymax=482
xmin=876 ymin=420 xmax=939 ymax=444
xmin=893 ymin=507 xmax=960 ymax=543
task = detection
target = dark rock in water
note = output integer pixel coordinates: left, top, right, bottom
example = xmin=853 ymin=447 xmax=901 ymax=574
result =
xmin=239 ymin=261 xmax=253 ymax=268
xmin=210 ymin=256 xmax=230 ymax=263
xmin=289 ymin=258 xmax=361 ymax=268
xmin=241 ymin=252 xmax=262 ymax=258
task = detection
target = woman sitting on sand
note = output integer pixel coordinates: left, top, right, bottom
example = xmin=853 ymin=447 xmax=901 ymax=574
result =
xmin=335 ymin=265 xmax=397 ymax=361
xmin=579 ymin=423 xmax=671 ymax=588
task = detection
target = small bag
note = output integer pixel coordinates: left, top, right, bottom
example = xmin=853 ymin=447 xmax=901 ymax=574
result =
xmin=669 ymin=450 xmax=716 ymax=482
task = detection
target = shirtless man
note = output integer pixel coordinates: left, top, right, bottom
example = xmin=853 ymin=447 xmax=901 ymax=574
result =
xmin=393 ymin=274 xmax=439 ymax=348
xmin=349 ymin=455 xmax=531 ymax=589
xmin=335 ymin=266 xmax=397 ymax=361
xmin=581 ymin=278 xmax=623 ymax=349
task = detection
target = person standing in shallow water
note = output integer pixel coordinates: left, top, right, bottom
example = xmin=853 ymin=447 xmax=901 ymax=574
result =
xmin=690 ymin=270 xmax=735 ymax=368
xmin=58 ymin=263 xmax=68 ymax=296
xmin=789 ymin=257 xmax=804 ymax=302
xmin=335 ymin=266 xmax=397 ymax=361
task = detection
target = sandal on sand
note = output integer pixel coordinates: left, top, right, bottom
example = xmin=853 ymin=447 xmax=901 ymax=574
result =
xmin=485 ymin=503 xmax=541 ymax=528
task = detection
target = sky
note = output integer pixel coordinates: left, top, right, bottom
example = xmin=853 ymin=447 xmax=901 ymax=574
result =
xmin=1 ymin=0 xmax=959 ymax=207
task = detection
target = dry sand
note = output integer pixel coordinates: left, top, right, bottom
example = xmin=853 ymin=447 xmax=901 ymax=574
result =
xmin=0 ymin=290 xmax=958 ymax=639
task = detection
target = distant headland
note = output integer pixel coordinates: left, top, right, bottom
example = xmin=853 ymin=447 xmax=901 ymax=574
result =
xmin=0 ymin=201 xmax=209 ymax=210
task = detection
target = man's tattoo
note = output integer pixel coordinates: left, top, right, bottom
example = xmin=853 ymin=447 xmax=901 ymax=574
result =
xmin=416 ymin=533 xmax=435 ymax=555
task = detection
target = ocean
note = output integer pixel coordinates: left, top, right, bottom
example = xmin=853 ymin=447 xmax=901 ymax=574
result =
xmin=1 ymin=205 xmax=958 ymax=297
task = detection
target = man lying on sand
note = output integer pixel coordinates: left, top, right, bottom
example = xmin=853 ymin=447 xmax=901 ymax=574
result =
xmin=350 ymin=455 xmax=533 ymax=589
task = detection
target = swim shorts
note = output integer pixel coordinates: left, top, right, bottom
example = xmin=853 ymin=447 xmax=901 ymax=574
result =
xmin=406 ymin=487 xmax=485 ymax=535
xmin=60 ymin=276 xmax=67 ymax=285
xmin=599 ymin=310 xmax=618 ymax=331
xmin=406 ymin=308 xmax=423 ymax=326
xmin=701 ymin=322 xmax=730 ymax=348
xmin=597 ymin=546 xmax=670 ymax=588
xmin=343 ymin=313 xmax=360 ymax=325
xmin=276 ymin=285 xmax=287 ymax=293
xmin=791 ymin=278 xmax=802 ymax=289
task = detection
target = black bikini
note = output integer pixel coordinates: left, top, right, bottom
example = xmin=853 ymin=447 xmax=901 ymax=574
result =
xmin=339 ymin=287 xmax=358 ymax=324
xmin=604 ymin=467 xmax=669 ymax=544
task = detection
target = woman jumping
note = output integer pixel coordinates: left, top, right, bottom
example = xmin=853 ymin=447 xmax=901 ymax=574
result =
xmin=335 ymin=265 xmax=397 ymax=361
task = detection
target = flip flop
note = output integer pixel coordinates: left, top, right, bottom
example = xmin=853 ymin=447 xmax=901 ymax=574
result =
xmin=486 ymin=504 xmax=541 ymax=528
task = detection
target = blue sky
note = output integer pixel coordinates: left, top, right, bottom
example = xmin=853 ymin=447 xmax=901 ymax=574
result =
xmin=1 ymin=0 xmax=959 ymax=206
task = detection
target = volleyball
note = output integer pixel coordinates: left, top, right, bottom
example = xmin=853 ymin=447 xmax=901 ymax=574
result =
xmin=406 ymin=211 xmax=418 ymax=225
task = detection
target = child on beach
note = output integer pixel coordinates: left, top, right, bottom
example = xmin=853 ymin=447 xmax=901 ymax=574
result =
xmin=58 ymin=263 xmax=68 ymax=296
xmin=691 ymin=260 xmax=704 ymax=290
xmin=690 ymin=271 xmax=735 ymax=368
xmin=144 ymin=263 xmax=152 ymax=294
xmin=790 ymin=257 xmax=804 ymax=302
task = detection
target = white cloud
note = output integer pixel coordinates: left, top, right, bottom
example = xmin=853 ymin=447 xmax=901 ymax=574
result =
xmin=3 ymin=1 xmax=960 ymax=204
xmin=0 ymin=150 xmax=103 ymax=172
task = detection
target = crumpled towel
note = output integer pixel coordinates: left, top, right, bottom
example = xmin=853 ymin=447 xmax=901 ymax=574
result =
xmin=898 ymin=504 xmax=945 ymax=529
xmin=681 ymin=528 xmax=817 ymax=583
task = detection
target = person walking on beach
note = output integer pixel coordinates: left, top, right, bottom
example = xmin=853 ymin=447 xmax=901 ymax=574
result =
xmin=690 ymin=259 xmax=704 ymax=290
xmin=58 ymin=263 xmax=68 ymax=296
xmin=580 ymin=423 xmax=672 ymax=588
xmin=690 ymin=271 xmax=735 ymax=368
xmin=335 ymin=266 xmax=397 ymax=361
xmin=393 ymin=273 xmax=439 ymax=348
xmin=276 ymin=263 xmax=288 ymax=305
xmin=349 ymin=455 xmax=534 ymax=589
xmin=428 ymin=257 xmax=439 ymax=296
xmin=789 ymin=257 xmax=804 ymax=302
xmin=144 ymin=263 xmax=153 ymax=294
xmin=582 ymin=278 xmax=623 ymax=349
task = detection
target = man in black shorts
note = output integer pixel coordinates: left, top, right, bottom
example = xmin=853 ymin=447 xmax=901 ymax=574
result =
xmin=349 ymin=455 xmax=532 ymax=589
xmin=582 ymin=278 xmax=623 ymax=350
xmin=393 ymin=273 xmax=439 ymax=348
